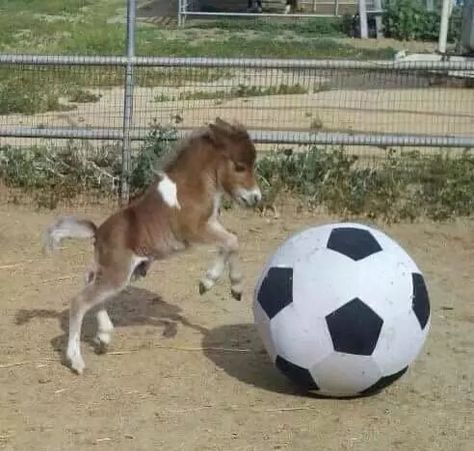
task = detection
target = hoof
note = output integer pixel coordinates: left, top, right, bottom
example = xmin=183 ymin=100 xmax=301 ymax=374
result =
xmin=69 ymin=358 xmax=85 ymax=375
xmin=199 ymin=281 xmax=208 ymax=295
xmin=231 ymin=289 xmax=242 ymax=301
xmin=93 ymin=338 xmax=109 ymax=355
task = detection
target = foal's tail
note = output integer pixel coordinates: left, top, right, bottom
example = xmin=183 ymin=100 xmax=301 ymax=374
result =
xmin=43 ymin=217 xmax=97 ymax=254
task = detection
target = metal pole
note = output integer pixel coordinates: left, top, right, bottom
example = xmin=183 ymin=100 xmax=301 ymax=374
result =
xmin=426 ymin=0 xmax=434 ymax=11
xmin=438 ymin=0 xmax=451 ymax=54
xmin=334 ymin=0 xmax=339 ymax=16
xmin=121 ymin=0 xmax=136 ymax=206
xmin=358 ymin=0 xmax=368 ymax=39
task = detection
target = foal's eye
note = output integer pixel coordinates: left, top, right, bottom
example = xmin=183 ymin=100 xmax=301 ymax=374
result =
xmin=234 ymin=162 xmax=246 ymax=172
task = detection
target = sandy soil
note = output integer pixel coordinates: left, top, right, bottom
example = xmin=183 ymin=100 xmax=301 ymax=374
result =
xmin=0 ymin=203 xmax=473 ymax=450
xmin=2 ymin=81 xmax=473 ymax=144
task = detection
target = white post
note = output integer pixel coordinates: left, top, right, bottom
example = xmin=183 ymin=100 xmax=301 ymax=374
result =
xmin=374 ymin=0 xmax=383 ymax=38
xmin=178 ymin=0 xmax=182 ymax=27
xmin=358 ymin=0 xmax=369 ymax=39
xmin=426 ymin=0 xmax=434 ymax=12
xmin=438 ymin=0 xmax=452 ymax=54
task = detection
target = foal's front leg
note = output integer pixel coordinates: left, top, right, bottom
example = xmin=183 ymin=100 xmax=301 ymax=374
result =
xmin=198 ymin=220 xmax=243 ymax=301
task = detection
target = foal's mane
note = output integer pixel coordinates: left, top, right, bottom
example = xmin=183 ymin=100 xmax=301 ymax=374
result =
xmin=155 ymin=119 xmax=248 ymax=172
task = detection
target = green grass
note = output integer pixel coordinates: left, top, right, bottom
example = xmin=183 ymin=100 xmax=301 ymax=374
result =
xmin=0 ymin=1 xmax=395 ymax=114
xmin=0 ymin=0 xmax=91 ymax=15
xmin=135 ymin=34 xmax=394 ymax=60
xmin=188 ymin=17 xmax=346 ymax=37
xmin=0 ymin=0 xmax=395 ymax=59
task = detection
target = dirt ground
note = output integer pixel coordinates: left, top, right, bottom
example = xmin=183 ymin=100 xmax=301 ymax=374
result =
xmin=0 ymin=205 xmax=472 ymax=451
xmin=2 ymin=82 xmax=472 ymax=149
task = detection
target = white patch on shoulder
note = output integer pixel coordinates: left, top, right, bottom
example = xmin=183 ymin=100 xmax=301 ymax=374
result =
xmin=157 ymin=173 xmax=181 ymax=209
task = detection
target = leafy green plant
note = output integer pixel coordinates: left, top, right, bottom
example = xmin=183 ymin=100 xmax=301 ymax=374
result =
xmin=128 ymin=121 xmax=177 ymax=196
xmin=383 ymin=0 xmax=462 ymax=42
xmin=256 ymin=146 xmax=474 ymax=222
xmin=1 ymin=124 xmax=473 ymax=221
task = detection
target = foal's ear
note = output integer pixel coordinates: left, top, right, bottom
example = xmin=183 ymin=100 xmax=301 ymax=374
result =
xmin=206 ymin=123 xmax=226 ymax=149
xmin=215 ymin=117 xmax=234 ymax=131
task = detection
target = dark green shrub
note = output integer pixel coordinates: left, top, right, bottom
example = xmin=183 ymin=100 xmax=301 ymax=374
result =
xmin=383 ymin=0 xmax=462 ymax=42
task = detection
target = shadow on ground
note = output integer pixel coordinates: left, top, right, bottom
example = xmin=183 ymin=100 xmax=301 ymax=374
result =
xmin=15 ymin=287 xmax=208 ymax=357
xmin=15 ymin=288 xmax=322 ymax=397
xmin=201 ymin=322 xmax=307 ymax=396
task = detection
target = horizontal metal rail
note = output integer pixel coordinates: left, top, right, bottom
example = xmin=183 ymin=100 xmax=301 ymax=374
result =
xmin=1 ymin=54 xmax=474 ymax=71
xmin=1 ymin=127 xmax=473 ymax=148
xmin=180 ymin=12 xmax=343 ymax=18
xmin=179 ymin=10 xmax=384 ymax=18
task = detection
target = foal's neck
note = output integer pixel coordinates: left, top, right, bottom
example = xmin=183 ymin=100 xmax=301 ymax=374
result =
xmin=165 ymin=145 xmax=220 ymax=190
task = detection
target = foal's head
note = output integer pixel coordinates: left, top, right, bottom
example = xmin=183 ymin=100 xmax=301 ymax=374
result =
xmin=208 ymin=118 xmax=261 ymax=207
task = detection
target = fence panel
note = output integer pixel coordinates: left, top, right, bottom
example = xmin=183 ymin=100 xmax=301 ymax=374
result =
xmin=1 ymin=0 xmax=474 ymax=208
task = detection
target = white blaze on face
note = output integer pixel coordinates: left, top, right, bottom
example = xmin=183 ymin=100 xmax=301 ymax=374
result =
xmin=157 ymin=173 xmax=181 ymax=209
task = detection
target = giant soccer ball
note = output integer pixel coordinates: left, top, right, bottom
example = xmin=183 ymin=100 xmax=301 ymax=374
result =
xmin=253 ymin=223 xmax=430 ymax=397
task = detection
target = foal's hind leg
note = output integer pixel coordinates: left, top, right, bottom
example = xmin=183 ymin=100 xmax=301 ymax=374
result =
xmin=82 ymin=265 xmax=115 ymax=353
xmin=67 ymin=266 xmax=129 ymax=374
xmin=94 ymin=308 xmax=114 ymax=353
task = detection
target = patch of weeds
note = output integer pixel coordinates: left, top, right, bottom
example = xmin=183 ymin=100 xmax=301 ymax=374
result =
xmin=0 ymin=76 xmax=75 ymax=114
xmin=154 ymin=93 xmax=173 ymax=103
xmin=0 ymin=141 xmax=121 ymax=209
xmin=129 ymin=121 xmax=178 ymax=197
xmin=310 ymin=117 xmax=324 ymax=131
xmin=156 ymin=83 xmax=308 ymax=102
xmin=256 ymin=146 xmax=474 ymax=222
xmin=135 ymin=68 xmax=231 ymax=88
xmin=2 ymin=122 xmax=472 ymax=222
xmin=68 ymin=88 xmax=101 ymax=103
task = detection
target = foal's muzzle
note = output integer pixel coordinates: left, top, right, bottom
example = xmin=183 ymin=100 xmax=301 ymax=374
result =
xmin=235 ymin=186 xmax=262 ymax=207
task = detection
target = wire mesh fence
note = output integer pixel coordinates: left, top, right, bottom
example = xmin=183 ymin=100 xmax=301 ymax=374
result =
xmin=0 ymin=0 xmax=474 ymax=215
xmin=1 ymin=56 xmax=473 ymax=146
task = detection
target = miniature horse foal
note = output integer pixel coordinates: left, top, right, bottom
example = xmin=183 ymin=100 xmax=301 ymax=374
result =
xmin=44 ymin=118 xmax=262 ymax=374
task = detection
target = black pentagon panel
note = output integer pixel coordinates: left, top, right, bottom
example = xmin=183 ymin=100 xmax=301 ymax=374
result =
xmin=412 ymin=273 xmax=430 ymax=330
xmin=360 ymin=366 xmax=409 ymax=396
xmin=327 ymin=227 xmax=382 ymax=261
xmin=326 ymin=298 xmax=383 ymax=356
xmin=257 ymin=267 xmax=293 ymax=319
xmin=275 ymin=355 xmax=319 ymax=391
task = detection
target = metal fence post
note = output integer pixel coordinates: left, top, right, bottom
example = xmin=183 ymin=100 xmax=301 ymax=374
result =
xmin=121 ymin=0 xmax=136 ymax=206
